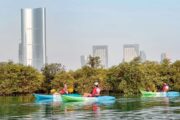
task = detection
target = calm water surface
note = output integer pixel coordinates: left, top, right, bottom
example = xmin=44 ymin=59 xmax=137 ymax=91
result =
xmin=0 ymin=95 xmax=179 ymax=120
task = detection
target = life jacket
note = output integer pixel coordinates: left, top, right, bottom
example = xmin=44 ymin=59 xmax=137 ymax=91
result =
xmin=60 ymin=89 xmax=68 ymax=94
xmin=92 ymin=87 xmax=100 ymax=97
xmin=163 ymin=85 xmax=169 ymax=92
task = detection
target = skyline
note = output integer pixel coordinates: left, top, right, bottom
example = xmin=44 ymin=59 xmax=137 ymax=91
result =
xmin=0 ymin=0 xmax=180 ymax=70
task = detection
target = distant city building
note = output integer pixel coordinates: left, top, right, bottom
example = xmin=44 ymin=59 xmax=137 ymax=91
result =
xmin=161 ymin=53 xmax=168 ymax=62
xmin=140 ymin=51 xmax=146 ymax=62
xmin=80 ymin=55 xmax=89 ymax=67
xmin=93 ymin=45 xmax=108 ymax=68
xmin=123 ymin=44 xmax=139 ymax=62
xmin=19 ymin=8 xmax=47 ymax=70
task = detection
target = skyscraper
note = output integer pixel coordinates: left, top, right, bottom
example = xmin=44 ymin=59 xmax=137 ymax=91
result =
xmin=161 ymin=53 xmax=168 ymax=62
xmin=93 ymin=45 xmax=108 ymax=68
xmin=140 ymin=51 xmax=146 ymax=62
xmin=19 ymin=8 xmax=47 ymax=70
xmin=80 ymin=55 xmax=89 ymax=67
xmin=123 ymin=44 xmax=139 ymax=62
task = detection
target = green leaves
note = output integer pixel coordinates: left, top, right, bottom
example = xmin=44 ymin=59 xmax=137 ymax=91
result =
xmin=0 ymin=63 xmax=43 ymax=95
xmin=87 ymin=55 xmax=101 ymax=68
xmin=0 ymin=59 xmax=179 ymax=96
xmin=107 ymin=59 xmax=180 ymax=96
xmin=41 ymin=63 xmax=65 ymax=93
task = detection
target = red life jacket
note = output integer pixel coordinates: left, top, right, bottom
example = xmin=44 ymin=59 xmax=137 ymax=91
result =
xmin=162 ymin=85 xmax=169 ymax=92
xmin=92 ymin=87 xmax=100 ymax=97
xmin=60 ymin=89 xmax=67 ymax=94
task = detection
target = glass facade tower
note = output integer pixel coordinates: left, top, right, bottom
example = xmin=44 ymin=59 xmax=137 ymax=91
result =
xmin=80 ymin=55 xmax=89 ymax=67
xmin=123 ymin=44 xmax=139 ymax=62
xmin=93 ymin=45 xmax=108 ymax=68
xmin=19 ymin=8 xmax=46 ymax=70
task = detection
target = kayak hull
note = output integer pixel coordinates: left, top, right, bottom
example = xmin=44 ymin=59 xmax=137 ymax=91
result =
xmin=141 ymin=91 xmax=180 ymax=97
xmin=62 ymin=95 xmax=116 ymax=103
xmin=33 ymin=93 xmax=81 ymax=101
xmin=33 ymin=94 xmax=53 ymax=100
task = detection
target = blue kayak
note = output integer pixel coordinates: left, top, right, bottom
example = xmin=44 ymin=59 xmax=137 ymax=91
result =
xmin=167 ymin=91 xmax=180 ymax=97
xmin=33 ymin=93 xmax=81 ymax=101
xmin=33 ymin=94 xmax=53 ymax=100
xmin=34 ymin=94 xmax=116 ymax=103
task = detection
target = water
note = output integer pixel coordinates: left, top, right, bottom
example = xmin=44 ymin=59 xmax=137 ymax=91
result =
xmin=0 ymin=95 xmax=179 ymax=120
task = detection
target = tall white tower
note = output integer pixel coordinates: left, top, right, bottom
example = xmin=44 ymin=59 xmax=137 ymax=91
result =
xmin=93 ymin=45 xmax=108 ymax=68
xmin=19 ymin=8 xmax=47 ymax=70
xmin=123 ymin=44 xmax=139 ymax=62
xmin=80 ymin=55 xmax=89 ymax=67
xmin=140 ymin=51 xmax=146 ymax=62
xmin=161 ymin=53 xmax=168 ymax=62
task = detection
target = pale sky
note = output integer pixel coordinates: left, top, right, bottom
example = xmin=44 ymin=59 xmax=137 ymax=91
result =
xmin=0 ymin=0 xmax=180 ymax=70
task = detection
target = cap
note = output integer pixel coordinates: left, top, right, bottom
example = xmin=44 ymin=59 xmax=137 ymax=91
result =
xmin=50 ymin=89 xmax=56 ymax=94
xmin=94 ymin=82 xmax=99 ymax=86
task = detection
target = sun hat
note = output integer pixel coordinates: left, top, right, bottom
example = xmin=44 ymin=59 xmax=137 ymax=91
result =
xmin=94 ymin=82 xmax=99 ymax=86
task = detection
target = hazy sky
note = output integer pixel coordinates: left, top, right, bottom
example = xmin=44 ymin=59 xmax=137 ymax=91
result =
xmin=0 ymin=0 xmax=180 ymax=70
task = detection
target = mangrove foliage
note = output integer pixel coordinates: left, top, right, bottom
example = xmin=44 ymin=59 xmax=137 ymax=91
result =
xmin=0 ymin=58 xmax=179 ymax=96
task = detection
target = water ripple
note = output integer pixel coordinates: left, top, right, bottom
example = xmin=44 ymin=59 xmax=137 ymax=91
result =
xmin=0 ymin=96 xmax=179 ymax=120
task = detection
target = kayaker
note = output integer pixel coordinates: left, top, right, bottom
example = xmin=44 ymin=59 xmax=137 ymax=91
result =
xmin=59 ymin=83 xmax=68 ymax=94
xmin=83 ymin=82 xmax=101 ymax=97
xmin=162 ymin=83 xmax=169 ymax=92
xmin=73 ymin=83 xmax=78 ymax=93
xmin=50 ymin=89 xmax=56 ymax=94
xmin=50 ymin=89 xmax=59 ymax=95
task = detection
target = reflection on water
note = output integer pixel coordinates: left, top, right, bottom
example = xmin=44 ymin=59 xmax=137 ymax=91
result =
xmin=0 ymin=95 xmax=179 ymax=120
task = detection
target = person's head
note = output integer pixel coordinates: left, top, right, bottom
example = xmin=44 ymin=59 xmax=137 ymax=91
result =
xmin=94 ymin=82 xmax=99 ymax=87
xmin=50 ymin=89 xmax=56 ymax=94
xmin=163 ymin=83 xmax=167 ymax=86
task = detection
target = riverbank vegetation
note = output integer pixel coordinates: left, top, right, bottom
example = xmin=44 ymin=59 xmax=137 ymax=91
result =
xmin=0 ymin=61 xmax=43 ymax=95
xmin=0 ymin=58 xmax=179 ymax=96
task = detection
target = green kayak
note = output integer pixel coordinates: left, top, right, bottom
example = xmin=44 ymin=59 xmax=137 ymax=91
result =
xmin=61 ymin=95 xmax=115 ymax=102
xmin=140 ymin=91 xmax=164 ymax=97
xmin=62 ymin=95 xmax=97 ymax=102
xmin=141 ymin=90 xmax=180 ymax=97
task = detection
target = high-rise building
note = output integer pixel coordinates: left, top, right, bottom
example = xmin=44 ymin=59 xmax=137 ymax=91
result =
xmin=93 ymin=45 xmax=108 ymax=68
xmin=140 ymin=51 xmax=146 ymax=62
xmin=80 ymin=55 xmax=89 ymax=67
xmin=19 ymin=8 xmax=47 ymax=70
xmin=123 ymin=44 xmax=139 ymax=62
xmin=161 ymin=53 xmax=168 ymax=62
